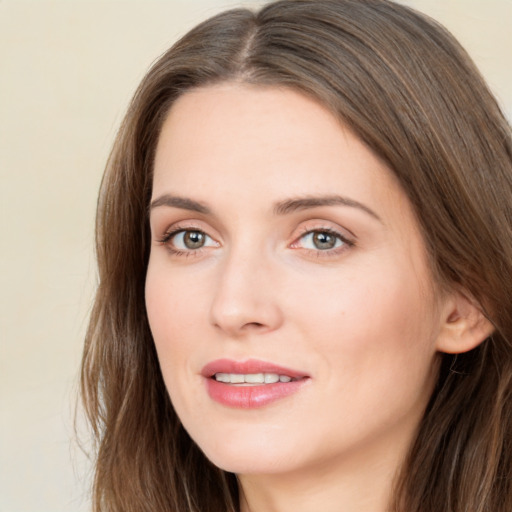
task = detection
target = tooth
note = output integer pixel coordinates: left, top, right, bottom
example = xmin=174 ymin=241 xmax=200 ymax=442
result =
xmin=245 ymin=373 xmax=265 ymax=384
xmin=214 ymin=372 xmax=295 ymax=385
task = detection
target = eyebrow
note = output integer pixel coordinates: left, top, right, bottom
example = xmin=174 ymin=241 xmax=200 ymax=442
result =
xmin=149 ymin=194 xmax=211 ymax=214
xmin=274 ymin=195 xmax=382 ymax=222
xmin=149 ymin=193 xmax=381 ymax=222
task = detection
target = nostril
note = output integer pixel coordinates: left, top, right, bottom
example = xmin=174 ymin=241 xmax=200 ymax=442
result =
xmin=245 ymin=322 xmax=264 ymax=329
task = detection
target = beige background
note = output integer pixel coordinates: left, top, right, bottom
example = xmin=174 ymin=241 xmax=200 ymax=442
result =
xmin=1 ymin=1 xmax=510 ymax=511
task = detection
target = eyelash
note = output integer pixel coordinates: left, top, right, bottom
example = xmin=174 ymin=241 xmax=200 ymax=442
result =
xmin=157 ymin=225 xmax=355 ymax=258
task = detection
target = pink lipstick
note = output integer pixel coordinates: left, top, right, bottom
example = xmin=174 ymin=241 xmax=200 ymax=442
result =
xmin=201 ymin=358 xmax=309 ymax=408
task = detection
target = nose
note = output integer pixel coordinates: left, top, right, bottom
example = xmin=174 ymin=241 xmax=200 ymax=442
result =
xmin=209 ymin=249 xmax=284 ymax=337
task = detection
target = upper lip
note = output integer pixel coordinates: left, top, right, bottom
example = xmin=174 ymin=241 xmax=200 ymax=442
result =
xmin=201 ymin=358 xmax=309 ymax=379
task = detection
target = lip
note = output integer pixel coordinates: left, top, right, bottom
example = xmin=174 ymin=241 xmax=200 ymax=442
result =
xmin=201 ymin=358 xmax=310 ymax=409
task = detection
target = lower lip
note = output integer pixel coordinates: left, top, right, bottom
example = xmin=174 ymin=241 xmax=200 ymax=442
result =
xmin=205 ymin=378 xmax=308 ymax=408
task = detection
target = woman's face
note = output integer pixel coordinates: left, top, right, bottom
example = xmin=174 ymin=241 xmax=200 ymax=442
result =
xmin=146 ymin=84 xmax=448 ymax=477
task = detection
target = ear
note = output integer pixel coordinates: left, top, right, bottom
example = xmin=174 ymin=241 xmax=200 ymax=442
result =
xmin=436 ymin=291 xmax=495 ymax=354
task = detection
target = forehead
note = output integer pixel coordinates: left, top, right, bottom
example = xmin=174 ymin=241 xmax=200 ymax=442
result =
xmin=153 ymin=83 xmax=401 ymax=207
xmin=155 ymin=84 xmax=344 ymax=169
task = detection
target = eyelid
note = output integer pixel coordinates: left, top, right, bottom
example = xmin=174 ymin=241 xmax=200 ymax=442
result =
xmin=294 ymin=219 xmax=355 ymax=241
xmin=155 ymin=219 xmax=215 ymax=242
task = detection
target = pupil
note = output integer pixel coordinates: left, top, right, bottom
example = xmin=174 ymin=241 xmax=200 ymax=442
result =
xmin=184 ymin=231 xmax=205 ymax=249
xmin=313 ymin=232 xmax=335 ymax=250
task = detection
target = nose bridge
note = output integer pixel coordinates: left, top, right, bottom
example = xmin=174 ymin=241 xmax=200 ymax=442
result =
xmin=209 ymin=240 xmax=283 ymax=336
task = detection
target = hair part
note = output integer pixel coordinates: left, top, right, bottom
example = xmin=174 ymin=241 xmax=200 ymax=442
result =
xmin=81 ymin=1 xmax=512 ymax=510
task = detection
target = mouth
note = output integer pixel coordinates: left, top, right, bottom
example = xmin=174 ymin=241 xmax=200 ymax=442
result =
xmin=201 ymin=359 xmax=309 ymax=408
xmin=212 ymin=372 xmax=297 ymax=385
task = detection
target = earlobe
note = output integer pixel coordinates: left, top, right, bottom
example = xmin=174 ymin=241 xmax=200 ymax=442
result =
xmin=436 ymin=292 xmax=495 ymax=354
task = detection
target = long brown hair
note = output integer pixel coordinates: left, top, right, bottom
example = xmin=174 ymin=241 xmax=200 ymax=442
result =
xmin=80 ymin=1 xmax=512 ymax=510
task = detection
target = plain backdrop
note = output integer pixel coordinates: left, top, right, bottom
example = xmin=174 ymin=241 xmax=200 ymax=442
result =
xmin=1 ymin=1 xmax=510 ymax=511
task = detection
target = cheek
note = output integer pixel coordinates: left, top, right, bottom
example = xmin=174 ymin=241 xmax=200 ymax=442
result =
xmin=293 ymin=261 xmax=439 ymax=388
xmin=145 ymin=262 xmax=211 ymax=416
xmin=145 ymin=261 xmax=199 ymax=369
xmin=294 ymin=274 xmax=439 ymax=451
xmin=145 ymin=255 xmax=209 ymax=333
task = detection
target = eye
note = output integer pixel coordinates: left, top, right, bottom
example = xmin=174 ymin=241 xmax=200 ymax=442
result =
xmin=295 ymin=229 xmax=352 ymax=252
xmin=161 ymin=229 xmax=218 ymax=252
xmin=175 ymin=230 xmax=208 ymax=250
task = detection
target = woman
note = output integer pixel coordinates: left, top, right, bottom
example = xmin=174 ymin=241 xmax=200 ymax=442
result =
xmin=81 ymin=0 xmax=512 ymax=511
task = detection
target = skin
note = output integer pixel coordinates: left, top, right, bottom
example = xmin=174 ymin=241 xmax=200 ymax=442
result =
xmin=145 ymin=83 xmax=457 ymax=512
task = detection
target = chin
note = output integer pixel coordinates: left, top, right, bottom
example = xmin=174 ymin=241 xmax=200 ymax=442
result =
xmin=189 ymin=424 xmax=308 ymax=475
xmin=205 ymin=447 xmax=302 ymax=476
